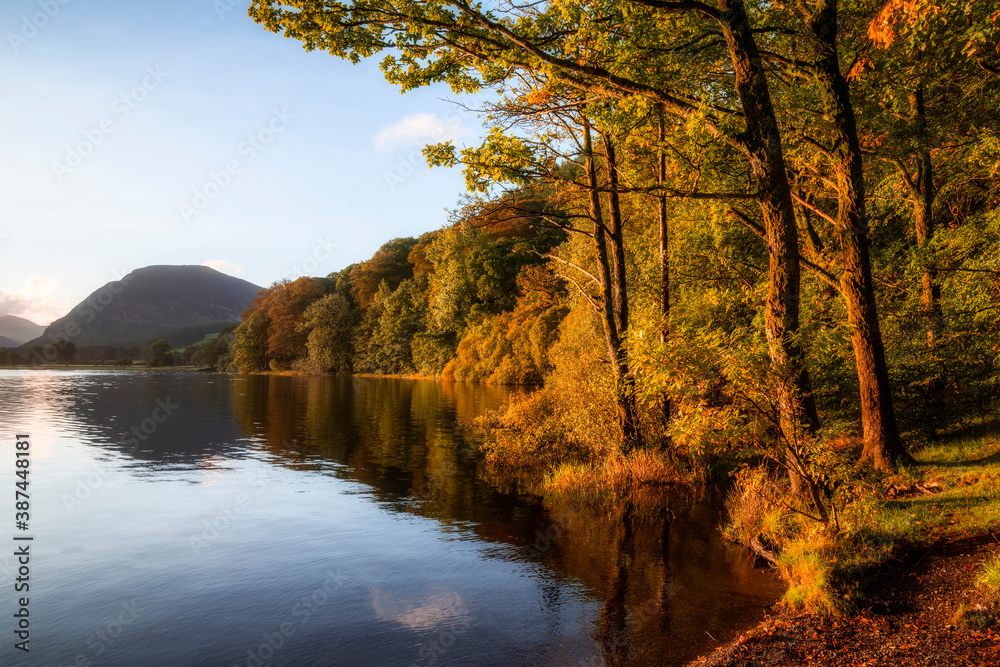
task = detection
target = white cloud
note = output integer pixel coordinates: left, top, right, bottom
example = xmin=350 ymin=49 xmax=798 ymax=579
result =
xmin=0 ymin=277 xmax=73 ymax=327
xmin=373 ymin=113 xmax=467 ymax=152
xmin=202 ymin=259 xmax=244 ymax=275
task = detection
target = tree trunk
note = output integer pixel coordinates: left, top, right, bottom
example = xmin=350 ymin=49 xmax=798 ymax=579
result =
xmin=656 ymin=108 xmax=672 ymax=431
xmin=909 ymin=88 xmax=943 ymax=347
xmin=718 ymin=0 xmax=820 ymax=447
xmin=585 ymin=123 xmax=642 ymax=451
xmin=603 ymin=137 xmax=630 ymax=341
xmin=915 ymin=150 xmax=941 ymax=346
xmin=806 ymin=0 xmax=913 ymax=471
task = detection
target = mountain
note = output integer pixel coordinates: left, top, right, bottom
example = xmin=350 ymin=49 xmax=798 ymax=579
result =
xmin=0 ymin=315 xmax=45 ymax=346
xmin=25 ymin=265 xmax=262 ymax=349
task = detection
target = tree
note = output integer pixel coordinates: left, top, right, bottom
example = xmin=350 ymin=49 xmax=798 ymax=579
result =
xmin=585 ymin=122 xmax=642 ymax=449
xmin=246 ymin=0 xmax=1000 ymax=490
xmin=866 ymin=0 xmax=1000 ymax=349
xmin=55 ymin=341 xmax=77 ymax=363
xmin=301 ymin=293 xmax=357 ymax=374
xmin=141 ymin=339 xmax=172 ymax=367
xmin=2 ymin=351 xmax=23 ymax=366
xmin=236 ymin=277 xmax=326 ymax=368
xmin=262 ymin=277 xmax=326 ymax=364
xmin=761 ymin=0 xmax=913 ymax=471
xmin=428 ymin=97 xmax=649 ymax=448
xmin=355 ymin=277 xmax=429 ymax=374
xmin=349 ymin=237 xmax=418 ymax=308
xmin=231 ymin=316 xmax=268 ymax=372
xmin=425 ymin=216 xmax=557 ymax=335
xmin=655 ymin=107 xmax=672 ymax=429
xmin=407 ymin=232 xmax=439 ymax=277
xmin=191 ymin=334 xmax=234 ymax=370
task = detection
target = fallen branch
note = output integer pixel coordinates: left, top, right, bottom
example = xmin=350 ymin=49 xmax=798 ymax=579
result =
xmin=750 ymin=535 xmax=779 ymax=565
xmin=884 ymin=481 xmax=942 ymax=498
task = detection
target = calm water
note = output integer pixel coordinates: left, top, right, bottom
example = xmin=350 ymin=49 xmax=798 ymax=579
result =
xmin=0 ymin=370 xmax=781 ymax=666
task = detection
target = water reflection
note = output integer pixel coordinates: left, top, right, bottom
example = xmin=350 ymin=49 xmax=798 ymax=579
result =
xmin=372 ymin=589 xmax=470 ymax=632
xmin=227 ymin=374 xmax=780 ymax=665
xmin=54 ymin=370 xmax=249 ymax=464
xmin=0 ymin=371 xmax=780 ymax=666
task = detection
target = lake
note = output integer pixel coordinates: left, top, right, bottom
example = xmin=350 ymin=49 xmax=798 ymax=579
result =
xmin=0 ymin=370 xmax=781 ymax=666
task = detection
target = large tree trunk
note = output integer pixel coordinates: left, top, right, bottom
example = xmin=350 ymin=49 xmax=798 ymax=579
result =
xmin=718 ymin=0 xmax=820 ymax=449
xmin=585 ymin=123 xmax=642 ymax=451
xmin=806 ymin=0 xmax=913 ymax=471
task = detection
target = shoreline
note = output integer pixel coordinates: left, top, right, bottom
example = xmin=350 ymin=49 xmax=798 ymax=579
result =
xmin=691 ymin=532 xmax=1000 ymax=666
xmin=0 ymin=364 xmax=199 ymax=371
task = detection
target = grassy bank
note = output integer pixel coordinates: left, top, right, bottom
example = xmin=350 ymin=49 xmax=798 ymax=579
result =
xmin=695 ymin=423 xmax=1000 ymax=666
xmin=723 ymin=421 xmax=1000 ymax=615
xmin=477 ymin=383 xmax=1000 ymax=617
xmin=882 ymin=424 xmax=1000 ymax=542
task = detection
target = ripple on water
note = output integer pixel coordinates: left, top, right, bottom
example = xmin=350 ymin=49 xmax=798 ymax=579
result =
xmin=0 ymin=370 xmax=781 ymax=667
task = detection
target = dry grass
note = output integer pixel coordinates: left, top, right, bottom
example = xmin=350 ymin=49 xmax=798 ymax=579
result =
xmin=543 ymin=448 xmax=680 ymax=494
xmin=478 ymin=387 xmax=622 ymax=474
xmin=723 ymin=465 xmax=844 ymax=615
xmin=976 ymin=551 xmax=1000 ymax=603
xmin=776 ymin=532 xmax=842 ymax=615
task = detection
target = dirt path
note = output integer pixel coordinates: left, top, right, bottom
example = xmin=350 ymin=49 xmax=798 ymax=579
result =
xmin=693 ymin=533 xmax=1000 ymax=666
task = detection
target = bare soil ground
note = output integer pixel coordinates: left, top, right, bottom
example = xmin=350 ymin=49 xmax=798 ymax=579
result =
xmin=692 ymin=533 xmax=1000 ymax=666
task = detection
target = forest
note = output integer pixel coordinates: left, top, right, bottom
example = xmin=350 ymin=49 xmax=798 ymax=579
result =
xmin=196 ymin=0 xmax=1000 ymax=615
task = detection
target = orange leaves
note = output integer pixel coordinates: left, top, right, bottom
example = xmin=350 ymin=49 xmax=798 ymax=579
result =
xmin=249 ymin=277 xmax=326 ymax=364
xmin=867 ymin=0 xmax=942 ymax=48
xmin=859 ymin=132 xmax=888 ymax=151
xmin=846 ymin=54 xmax=873 ymax=82
xmin=523 ymin=86 xmax=552 ymax=106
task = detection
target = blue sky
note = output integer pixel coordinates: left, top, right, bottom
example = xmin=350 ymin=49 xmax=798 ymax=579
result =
xmin=0 ymin=0 xmax=482 ymax=325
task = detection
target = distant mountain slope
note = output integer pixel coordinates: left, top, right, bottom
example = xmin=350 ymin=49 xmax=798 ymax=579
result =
xmin=26 ymin=265 xmax=262 ymax=349
xmin=0 ymin=315 xmax=45 ymax=345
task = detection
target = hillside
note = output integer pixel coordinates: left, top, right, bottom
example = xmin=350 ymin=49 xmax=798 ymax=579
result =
xmin=0 ymin=315 xmax=45 ymax=346
xmin=25 ymin=265 xmax=262 ymax=349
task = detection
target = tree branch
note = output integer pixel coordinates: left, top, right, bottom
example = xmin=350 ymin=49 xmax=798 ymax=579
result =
xmin=790 ymin=192 xmax=837 ymax=226
xmin=538 ymin=252 xmax=601 ymax=285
